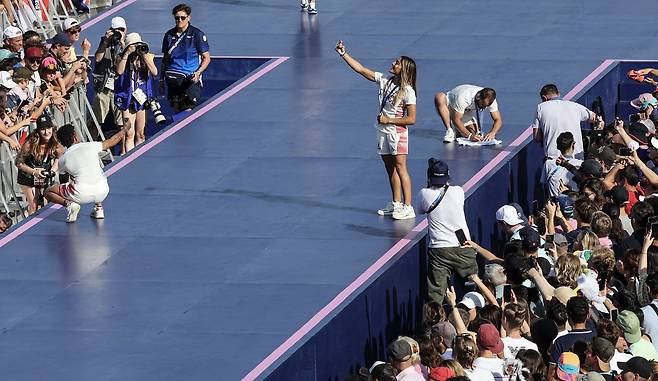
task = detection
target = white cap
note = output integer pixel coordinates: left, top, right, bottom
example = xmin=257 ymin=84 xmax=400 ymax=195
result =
xmin=495 ymin=205 xmax=523 ymax=225
xmin=368 ymin=361 xmax=386 ymax=374
xmin=459 ymin=291 xmax=485 ymax=310
xmin=63 ymin=18 xmax=80 ymax=31
xmin=111 ymin=16 xmax=126 ymax=29
xmin=0 ymin=71 xmax=17 ymax=89
xmin=3 ymin=26 xmax=22 ymax=39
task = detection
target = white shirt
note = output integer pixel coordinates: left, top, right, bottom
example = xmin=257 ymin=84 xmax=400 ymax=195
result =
xmin=502 ymin=336 xmax=539 ymax=359
xmin=532 ymin=98 xmax=592 ymax=160
xmin=473 ymin=357 xmax=506 ymax=381
xmin=543 ymin=157 xmax=582 ymax=197
xmin=641 ymin=300 xmax=658 ymax=352
xmin=396 ymin=365 xmax=425 ymax=381
xmin=416 ymin=185 xmax=470 ymax=248
xmin=59 ymin=142 xmax=106 ymax=186
xmin=374 ymin=72 xmax=416 ymax=134
xmin=609 ymin=350 xmax=632 ymax=374
xmin=442 ymin=348 xmax=453 ymax=360
xmin=464 ymin=366 xmax=495 ymax=381
xmin=447 ymin=84 xmax=499 ymax=114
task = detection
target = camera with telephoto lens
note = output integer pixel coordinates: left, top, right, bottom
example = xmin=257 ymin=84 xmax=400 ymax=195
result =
xmin=146 ymin=98 xmax=166 ymax=125
xmin=108 ymin=29 xmax=122 ymax=43
xmin=135 ymin=43 xmax=149 ymax=55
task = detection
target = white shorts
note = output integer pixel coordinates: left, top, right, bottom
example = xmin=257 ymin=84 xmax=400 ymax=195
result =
xmin=377 ymin=127 xmax=408 ymax=155
xmin=60 ymin=181 xmax=109 ymax=204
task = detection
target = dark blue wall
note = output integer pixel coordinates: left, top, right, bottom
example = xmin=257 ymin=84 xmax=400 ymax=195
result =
xmin=260 ymin=60 xmax=633 ymax=381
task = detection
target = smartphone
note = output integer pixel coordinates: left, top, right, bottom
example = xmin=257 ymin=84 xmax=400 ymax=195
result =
xmin=619 ymin=147 xmax=632 ymax=156
xmin=532 ymin=200 xmax=539 ymax=216
xmin=597 ymin=272 xmax=608 ymax=292
xmin=648 ymin=216 xmax=658 ymax=226
xmin=455 ymin=229 xmax=467 ymax=246
xmin=651 ymin=222 xmax=658 ymax=238
xmin=503 ymin=284 xmax=512 ymax=303
xmin=610 ymin=309 xmax=618 ymax=322
xmin=545 ymin=234 xmax=554 ymax=244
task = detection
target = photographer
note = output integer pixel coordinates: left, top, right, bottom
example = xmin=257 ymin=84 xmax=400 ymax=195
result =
xmin=161 ymin=3 xmax=210 ymax=112
xmin=114 ymin=33 xmax=158 ymax=154
xmin=90 ymin=17 xmax=126 ymax=132
xmin=15 ymin=116 xmax=59 ymax=215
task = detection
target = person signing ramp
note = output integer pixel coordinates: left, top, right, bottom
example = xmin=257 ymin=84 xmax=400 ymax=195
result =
xmin=45 ymin=123 xmax=129 ymax=222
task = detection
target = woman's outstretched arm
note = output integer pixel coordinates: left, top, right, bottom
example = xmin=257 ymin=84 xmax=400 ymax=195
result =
xmin=335 ymin=40 xmax=375 ymax=81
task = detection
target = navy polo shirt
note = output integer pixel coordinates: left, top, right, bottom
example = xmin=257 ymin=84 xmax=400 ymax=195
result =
xmin=162 ymin=25 xmax=209 ymax=75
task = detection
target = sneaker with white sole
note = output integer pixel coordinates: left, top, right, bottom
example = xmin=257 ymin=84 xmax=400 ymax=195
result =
xmin=66 ymin=202 xmax=80 ymax=223
xmin=90 ymin=207 xmax=104 ymax=219
xmin=392 ymin=204 xmax=416 ymax=220
xmin=443 ymin=127 xmax=455 ymax=143
xmin=377 ymin=201 xmax=402 ymax=216
xmin=300 ymin=0 xmax=308 ymax=11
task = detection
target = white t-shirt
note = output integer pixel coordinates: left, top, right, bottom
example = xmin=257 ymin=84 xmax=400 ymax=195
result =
xmin=502 ymin=336 xmax=539 ymax=359
xmin=447 ymin=84 xmax=499 ymax=114
xmin=610 ymin=350 xmax=632 ymax=374
xmin=531 ymin=98 xmax=592 ymax=160
xmin=641 ymin=300 xmax=658 ymax=352
xmin=464 ymin=367 xmax=495 ymax=381
xmin=416 ymin=185 xmax=470 ymax=248
xmin=374 ymin=72 xmax=416 ymax=134
xmin=59 ymin=142 xmax=107 ymax=186
xmin=543 ymin=157 xmax=582 ymax=197
xmin=473 ymin=357 xmax=505 ymax=381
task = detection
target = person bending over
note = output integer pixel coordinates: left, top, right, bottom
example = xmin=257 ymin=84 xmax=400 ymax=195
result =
xmin=44 ymin=124 xmax=129 ymax=222
xmin=435 ymin=84 xmax=503 ymax=143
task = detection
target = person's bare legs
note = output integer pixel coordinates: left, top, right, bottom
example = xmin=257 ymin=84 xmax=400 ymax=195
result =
xmin=121 ymin=110 xmax=136 ymax=154
xmin=19 ymin=185 xmax=36 ymax=214
xmin=381 ymin=154 xmax=402 ymax=203
xmin=44 ymin=184 xmax=68 ymax=206
xmin=134 ymin=109 xmax=146 ymax=147
xmin=434 ymin=92 xmax=452 ymax=131
xmin=393 ymin=154 xmax=412 ymax=205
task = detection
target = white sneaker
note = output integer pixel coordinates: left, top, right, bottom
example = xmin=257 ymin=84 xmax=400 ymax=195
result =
xmin=66 ymin=202 xmax=80 ymax=223
xmin=307 ymin=6 xmax=317 ymax=14
xmin=443 ymin=127 xmax=455 ymax=143
xmin=377 ymin=201 xmax=402 ymax=216
xmin=300 ymin=0 xmax=308 ymax=10
xmin=90 ymin=206 xmax=104 ymax=219
xmin=392 ymin=204 xmax=416 ymax=220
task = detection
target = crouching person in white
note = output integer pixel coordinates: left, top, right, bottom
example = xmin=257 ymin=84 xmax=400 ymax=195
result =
xmin=45 ymin=123 xmax=128 ymax=222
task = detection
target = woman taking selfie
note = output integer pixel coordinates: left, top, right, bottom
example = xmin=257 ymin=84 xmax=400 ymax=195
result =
xmin=335 ymin=40 xmax=417 ymax=220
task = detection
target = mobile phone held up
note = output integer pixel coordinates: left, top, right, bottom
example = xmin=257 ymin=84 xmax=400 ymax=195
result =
xmin=619 ymin=147 xmax=632 ymax=156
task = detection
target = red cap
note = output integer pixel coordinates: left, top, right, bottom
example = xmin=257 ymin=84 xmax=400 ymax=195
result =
xmin=429 ymin=367 xmax=456 ymax=381
xmin=25 ymin=46 xmax=44 ymax=59
xmin=476 ymin=323 xmax=504 ymax=354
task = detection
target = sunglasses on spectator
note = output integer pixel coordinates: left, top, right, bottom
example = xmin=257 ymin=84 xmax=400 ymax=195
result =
xmin=174 ymin=15 xmax=187 ymax=21
xmin=68 ymin=28 xmax=81 ymax=34
xmin=27 ymin=58 xmax=42 ymax=64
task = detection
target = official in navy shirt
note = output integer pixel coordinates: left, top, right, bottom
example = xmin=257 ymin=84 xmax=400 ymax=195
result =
xmin=161 ymin=3 xmax=210 ymax=112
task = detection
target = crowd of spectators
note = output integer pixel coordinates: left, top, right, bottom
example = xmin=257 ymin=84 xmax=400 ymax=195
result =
xmin=344 ymin=83 xmax=658 ymax=381
xmin=0 ymin=2 xmax=209 ymax=225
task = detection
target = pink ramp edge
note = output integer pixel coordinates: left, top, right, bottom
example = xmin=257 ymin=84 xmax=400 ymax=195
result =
xmin=80 ymin=0 xmax=140 ymax=31
xmin=0 ymin=56 xmax=289 ymax=248
xmin=241 ymin=58 xmax=617 ymax=381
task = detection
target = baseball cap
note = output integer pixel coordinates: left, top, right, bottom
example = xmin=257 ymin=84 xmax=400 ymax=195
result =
xmin=519 ymin=225 xmax=540 ymax=251
xmin=557 ymin=352 xmax=580 ymax=381
xmin=605 ymin=185 xmax=629 ymax=206
xmin=388 ymin=339 xmax=412 ymax=362
xmin=24 ymin=46 xmax=44 ymax=59
xmin=0 ymin=71 xmax=17 ymax=89
xmin=12 ymin=67 xmax=32 ymax=81
xmin=553 ymin=286 xmax=576 ymax=305
xmin=459 ymin=291 xmax=485 ymax=310
xmin=554 ymin=233 xmax=568 ymax=247
xmin=427 ymin=158 xmax=450 ymax=186
xmin=63 ymin=18 xmax=80 ymax=31
xmin=496 ymin=205 xmax=524 ymax=225
xmin=579 ymin=159 xmax=602 ymax=177
xmin=618 ymin=356 xmax=652 ymax=379
xmin=594 ymin=146 xmax=616 ymax=167
xmin=3 ymin=26 xmax=22 ymax=39
xmin=591 ymin=337 xmax=614 ymax=371
xmin=36 ymin=114 xmax=54 ymax=129
xmin=429 ymin=367 xmax=456 ymax=381
xmin=111 ymin=16 xmax=127 ymax=30
xmin=577 ymin=372 xmax=606 ymax=381
xmin=476 ymin=323 xmax=503 ymax=354
xmin=630 ymin=93 xmax=658 ymax=110
xmin=40 ymin=57 xmax=57 ymax=72
xmin=628 ymin=122 xmax=650 ymax=145
xmin=509 ymin=202 xmax=530 ymax=225
xmin=431 ymin=321 xmax=456 ymax=348
xmin=48 ymin=31 xmax=72 ymax=47
xmin=617 ymin=310 xmax=642 ymax=344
